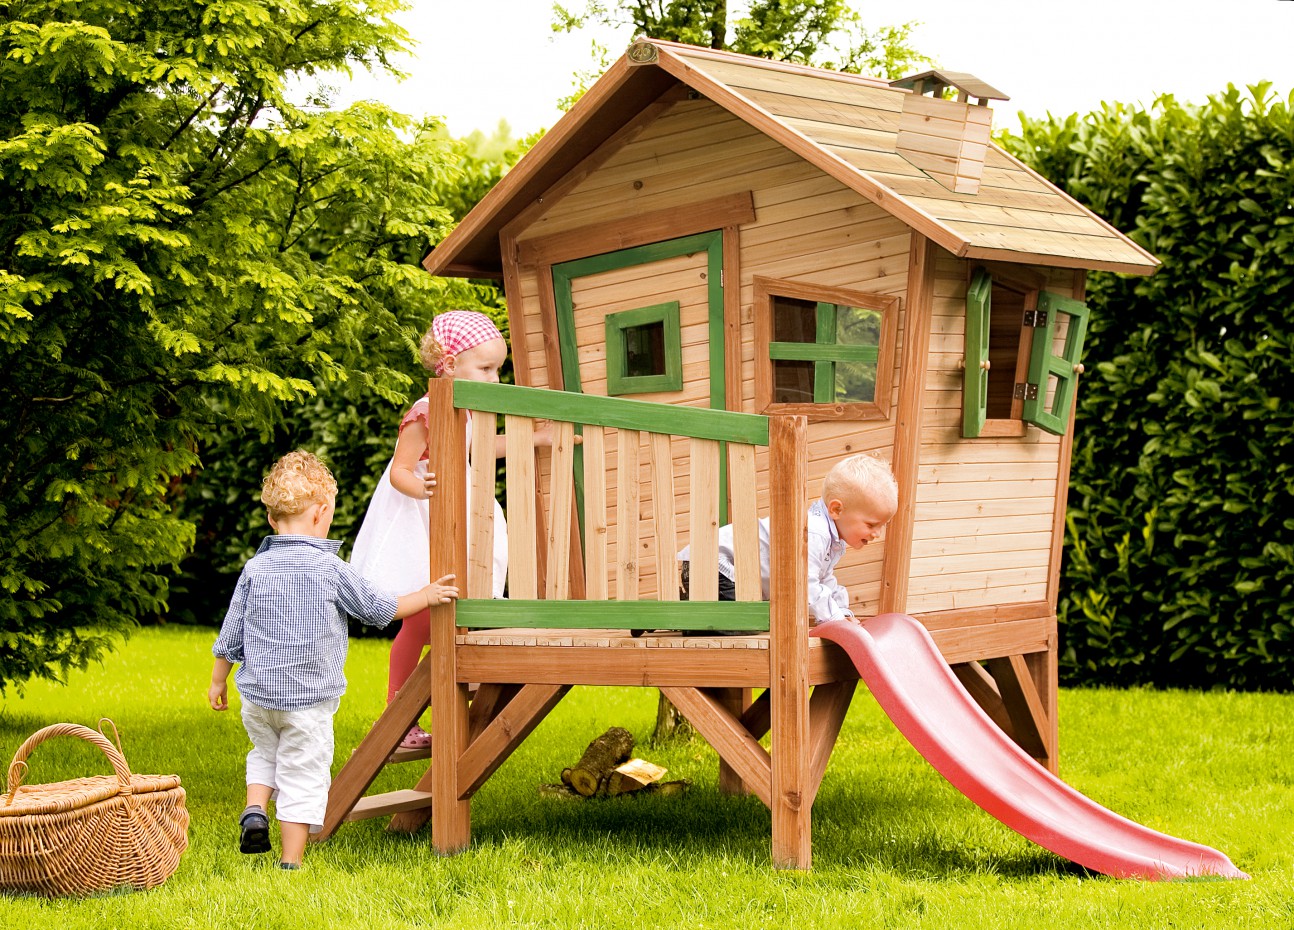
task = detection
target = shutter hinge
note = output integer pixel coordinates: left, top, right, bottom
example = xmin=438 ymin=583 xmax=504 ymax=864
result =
xmin=1013 ymin=382 xmax=1039 ymax=401
xmin=1022 ymin=309 xmax=1048 ymax=328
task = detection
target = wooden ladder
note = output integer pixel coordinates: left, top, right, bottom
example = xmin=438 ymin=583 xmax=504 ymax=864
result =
xmin=317 ymin=652 xmax=437 ymax=841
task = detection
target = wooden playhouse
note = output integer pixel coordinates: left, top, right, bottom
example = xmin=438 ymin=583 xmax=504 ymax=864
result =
xmin=323 ymin=39 xmax=1159 ymax=868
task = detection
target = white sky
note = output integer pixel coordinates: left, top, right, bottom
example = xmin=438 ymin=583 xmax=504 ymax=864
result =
xmin=334 ymin=0 xmax=1294 ymax=137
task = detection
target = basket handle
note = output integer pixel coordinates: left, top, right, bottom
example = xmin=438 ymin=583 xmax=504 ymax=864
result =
xmin=4 ymin=721 xmax=134 ymax=804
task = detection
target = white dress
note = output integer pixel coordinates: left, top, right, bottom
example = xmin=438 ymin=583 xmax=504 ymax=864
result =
xmin=351 ymin=400 xmax=507 ymax=599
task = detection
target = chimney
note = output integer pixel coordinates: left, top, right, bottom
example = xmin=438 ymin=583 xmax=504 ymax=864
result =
xmin=889 ymin=71 xmax=1008 ymax=196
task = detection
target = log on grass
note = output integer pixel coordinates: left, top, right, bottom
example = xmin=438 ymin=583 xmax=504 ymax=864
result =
xmin=561 ymin=726 xmax=635 ymax=796
xmin=607 ymin=759 xmax=668 ymax=797
xmin=538 ymin=783 xmax=582 ymax=800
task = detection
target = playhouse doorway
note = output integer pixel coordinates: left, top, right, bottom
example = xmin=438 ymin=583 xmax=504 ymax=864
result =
xmin=550 ymin=231 xmax=728 ymax=598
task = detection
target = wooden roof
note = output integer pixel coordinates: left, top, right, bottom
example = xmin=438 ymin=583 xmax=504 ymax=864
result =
xmin=425 ymin=40 xmax=1158 ymax=278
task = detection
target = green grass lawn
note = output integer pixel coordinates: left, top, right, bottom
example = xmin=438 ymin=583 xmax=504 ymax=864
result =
xmin=0 ymin=626 xmax=1290 ymax=929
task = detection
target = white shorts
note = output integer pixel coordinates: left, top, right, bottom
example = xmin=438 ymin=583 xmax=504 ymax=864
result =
xmin=242 ymin=698 xmax=340 ymax=830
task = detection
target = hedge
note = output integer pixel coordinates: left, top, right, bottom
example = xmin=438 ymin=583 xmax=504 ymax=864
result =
xmin=1001 ymin=84 xmax=1294 ymax=689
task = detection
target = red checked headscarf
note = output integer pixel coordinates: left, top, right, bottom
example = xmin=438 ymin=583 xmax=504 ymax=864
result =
xmin=431 ymin=311 xmax=503 ymax=376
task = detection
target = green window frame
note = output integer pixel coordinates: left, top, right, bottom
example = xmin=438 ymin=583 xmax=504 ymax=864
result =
xmin=604 ymin=301 xmax=683 ymax=395
xmin=963 ymin=268 xmax=1089 ymax=438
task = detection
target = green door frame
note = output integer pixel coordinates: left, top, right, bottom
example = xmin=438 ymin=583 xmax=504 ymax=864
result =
xmin=551 ymin=230 xmax=730 ymax=528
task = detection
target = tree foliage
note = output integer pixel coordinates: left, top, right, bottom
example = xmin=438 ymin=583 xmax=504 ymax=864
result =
xmin=0 ymin=0 xmax=489 ymax=690
xmin=1001 ymin=85 xmax=1294 ymax=690
xmin=168 ymin=128 xmax=523 ymax=631
xmin=552 ymin=0 xmax=930 ymax=79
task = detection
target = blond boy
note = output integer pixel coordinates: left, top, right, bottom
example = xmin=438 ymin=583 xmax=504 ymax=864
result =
xmin=679 ymin=452 xmax=898 ymax=623
xmin=209 ymin=451 xmax=457 ymax=868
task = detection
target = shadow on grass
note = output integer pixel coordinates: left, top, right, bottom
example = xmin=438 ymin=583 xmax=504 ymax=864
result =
xmin=319 ymin=769 xmax=1093 ymax=881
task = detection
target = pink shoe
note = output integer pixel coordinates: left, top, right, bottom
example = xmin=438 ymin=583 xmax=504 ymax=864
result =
xmin=399 ymin=725 xmax=432 ymax=750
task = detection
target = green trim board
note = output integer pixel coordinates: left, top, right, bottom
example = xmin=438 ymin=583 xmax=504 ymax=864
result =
xmin=457 ymin=598 xmax=771 ymax=631
xmin=453 ymin=381 xmax=768 ymax=446
xmin=604 ymin=302 xmax=683 ymax=395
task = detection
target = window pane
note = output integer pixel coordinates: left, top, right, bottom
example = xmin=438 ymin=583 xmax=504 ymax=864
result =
xmin=773 ymin=359 xmax=814 ymax=403
xmin=987 ymin=284 xmax=1025 ymax=419
xmin=772 ymin=295 xmax=816 ymax=342
xmin=834 ymin=305 xmax=880 ymax=403
xmin=835 ymin=359 xmax=876 ymax=403
xmin=836 ymin=305 xmax=881 ymax=346
xmin=623 ymin=321 xmax=666 ymax=378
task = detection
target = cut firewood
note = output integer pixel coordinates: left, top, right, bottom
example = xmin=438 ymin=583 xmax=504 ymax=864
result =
xmin=563 ymin=726 xmax=635 ymax=797
xmin=538 ymin=783 xmax=582 ymax=799
xmin=607 ymin=758 xmax=667 ymax=796
xmin=645 ymin=779 xmax=690 ymax=798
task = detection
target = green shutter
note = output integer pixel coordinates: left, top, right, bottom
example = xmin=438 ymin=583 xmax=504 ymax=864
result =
xmin=1022 ymin=290 xmax=1090 ymax=436
xmin=963 ymin=269 xmax=992 ymax=438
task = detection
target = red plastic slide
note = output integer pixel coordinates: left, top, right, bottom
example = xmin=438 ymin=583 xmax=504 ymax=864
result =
xmin=812 ymin=613 xmax=1247 ymax=880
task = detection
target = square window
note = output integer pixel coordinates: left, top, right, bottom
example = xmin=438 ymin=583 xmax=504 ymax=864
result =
xmin=757 ymin=280 xmax=897 ymax=420
xmin=605 ymin=302 xmax=683 ymax=395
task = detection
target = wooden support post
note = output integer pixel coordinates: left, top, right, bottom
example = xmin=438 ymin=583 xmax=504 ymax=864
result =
xmin=952 ymin=661 xmax=1016 ymax=739
xmin=986 ymin=654 xmax=1052 ymax=767
xmin=806 ymin=681 xmax=856 ymax=806
xmin=715 ymin=687 xmax=751 ymax=795
xmin=660 ymin=686 xmax=771 ymax=806
xmin=769 ymin=414 xmax=810 ymax=869
xmin=427 ymin=377 xmax=471 ymax=853
xmin=881 ymin=233 xmax=936 ymax=614
xmin=1025 ymin=646 xmax=1059 ymax=773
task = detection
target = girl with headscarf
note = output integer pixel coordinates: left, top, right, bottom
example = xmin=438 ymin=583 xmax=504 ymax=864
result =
xmin=350 ymin=310 xmax=509 ymax=749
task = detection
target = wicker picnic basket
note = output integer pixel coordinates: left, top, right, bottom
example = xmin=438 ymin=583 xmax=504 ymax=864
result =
xmin=0 ymin=721 xmax=189 ymax=897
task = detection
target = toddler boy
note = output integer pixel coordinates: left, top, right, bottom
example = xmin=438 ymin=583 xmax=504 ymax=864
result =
xmin=209 ymin=450 xmax=457 ymax=868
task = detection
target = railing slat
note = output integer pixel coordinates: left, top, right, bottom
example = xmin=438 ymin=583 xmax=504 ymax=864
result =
xmin=468 ymin=412 xmax=497 ymax=599
xmin=582 ymin=426 xmax=608 ymax=600
xmin=545 ymin=420 xmax=575 ymax=600
xmin=729 ymin=442 xmax=762 ymax=601
xmin=688 ymin=438 xmax=721 ymax=601
xmin=616 ymin=429 xmax=641 ymax=601
xmin=649 ymin=432 xmax=679 ymax=601
xmin=505 ymin=415 xmax=538 ymax=599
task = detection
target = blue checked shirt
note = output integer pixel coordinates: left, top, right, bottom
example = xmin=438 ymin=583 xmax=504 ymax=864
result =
xmin=213 ymin=535 xmax=400 ymax=711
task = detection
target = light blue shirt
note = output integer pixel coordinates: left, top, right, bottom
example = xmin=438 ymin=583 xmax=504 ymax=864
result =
xmin=214 ymin=535 xmax=399 ymax=710
xmin=678 ymin=498 xmax=853 ymax=622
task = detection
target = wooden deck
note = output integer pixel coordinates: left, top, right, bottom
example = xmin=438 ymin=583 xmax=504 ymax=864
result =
xmin=455 ymin=628 xmax=857 ymax=688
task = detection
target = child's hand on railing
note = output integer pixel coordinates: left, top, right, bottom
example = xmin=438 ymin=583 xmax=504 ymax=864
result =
xmin=531 ymin=422 xmax=582 ymax=449
xmin=422 ymin=471 xmax=438 ymax=499
xmin=424 ymin=574 xmax=460 ymax=607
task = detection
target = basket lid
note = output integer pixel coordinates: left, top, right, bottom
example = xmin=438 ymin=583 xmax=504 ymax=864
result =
xmin=1 ymin=772 xmax=183 ymax=817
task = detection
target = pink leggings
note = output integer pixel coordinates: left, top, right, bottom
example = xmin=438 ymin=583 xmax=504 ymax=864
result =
xmin=386 ymin=607 xmax=430 ymax=703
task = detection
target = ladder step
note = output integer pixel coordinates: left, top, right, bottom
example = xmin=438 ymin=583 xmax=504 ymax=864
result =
xmin=344 ymin=789 xmax=434 ymax=822
xmin=386 ymin=745 xmax=432 ymax=764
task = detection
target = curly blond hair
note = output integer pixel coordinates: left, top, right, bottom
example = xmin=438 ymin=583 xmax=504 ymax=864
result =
xmin=823 ymin=453 xmax=897 ymax=513
xmin=418 ymin=327 xmax=446 ymax=372
xmin=260 ymin=450 xmax=337 ymax=521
